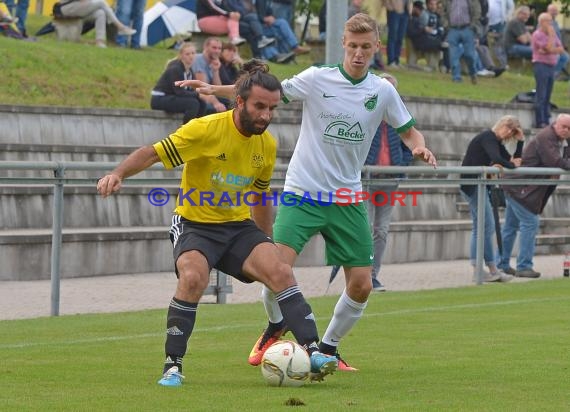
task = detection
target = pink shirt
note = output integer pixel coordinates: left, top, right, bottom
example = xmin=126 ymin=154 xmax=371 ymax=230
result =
xmin=531 ymin=29 xmax=562 ymax=66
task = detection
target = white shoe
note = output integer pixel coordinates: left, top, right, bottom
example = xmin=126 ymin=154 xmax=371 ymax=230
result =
xmin=231 ymin=36 xmax=246 ymax=46
xmin=117 ymin=26 xmax=136 ymax=36
xmin=496 ymin=270 xmax=514 ymax=282
xmin=257 ymin=36 xmax=275 ymax=48
xmin=476 ymin=69 xmax=495 ymax=77
xmin=473 ymin=269 xmax=501 ymax=282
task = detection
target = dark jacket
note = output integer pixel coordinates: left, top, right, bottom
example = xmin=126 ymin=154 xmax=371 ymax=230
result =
xmin=407 ymin=14 xmax=443 ymax=51
xmin=197 ymin=0 xmax=230 ymax=19
xmin=153 ymin=60 xmax=200 ymax=99
xmin=365 ymin=122 xmax=413 ymax=167
xmin=503 ymin=125 xmax=570 ymax=214
xmin=460 ymin=129 xmax=523 ymax=196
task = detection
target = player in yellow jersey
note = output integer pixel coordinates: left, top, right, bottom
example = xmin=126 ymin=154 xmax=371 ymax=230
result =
xmin=97 ymin=60 xmax=337 ymax=387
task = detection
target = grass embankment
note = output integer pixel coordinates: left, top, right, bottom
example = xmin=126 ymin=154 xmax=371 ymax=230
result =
xmin=2 ymin=14 xmax=568 ymax=110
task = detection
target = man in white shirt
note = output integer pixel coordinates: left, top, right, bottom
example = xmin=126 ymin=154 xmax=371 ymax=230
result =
xmin=176 ymin=13 xmax=437 ymax=377
xmin=487 ymin=0 xmax=514 ymax=68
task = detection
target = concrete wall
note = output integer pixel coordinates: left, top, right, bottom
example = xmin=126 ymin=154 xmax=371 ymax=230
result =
xmin=1 ymin=99 xmax=568 ymax=280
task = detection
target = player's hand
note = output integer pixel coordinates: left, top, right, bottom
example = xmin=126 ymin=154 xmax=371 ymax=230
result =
xmin=412 ymin=147 xmax=437 ymax=167
xmin=175 ymin=79 xmax=213 ymax=94
xmin=97 ymin=174 xmax=122 ymax=198
xmin=213 ymin=101 xmax=226 ymax=112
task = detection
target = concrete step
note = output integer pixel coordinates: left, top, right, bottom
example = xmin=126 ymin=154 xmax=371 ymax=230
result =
xmin=0 ymin=226 xmax=172 ymax=281
xmin=2 ymin=218 xmax=568 ymax=280
xmin=1 ymin=184 xmax=568 ymax=230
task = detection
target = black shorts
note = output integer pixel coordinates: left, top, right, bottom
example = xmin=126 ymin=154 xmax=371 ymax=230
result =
xmin=169 ymin=215 xmax=274 ymax=283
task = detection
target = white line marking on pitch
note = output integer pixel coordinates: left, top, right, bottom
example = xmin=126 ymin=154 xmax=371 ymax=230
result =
xmin=1 ymin=296 xmax=567 ymax=350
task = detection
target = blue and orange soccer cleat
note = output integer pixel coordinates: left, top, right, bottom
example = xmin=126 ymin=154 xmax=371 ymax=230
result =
xmin=309 ymin=351 xmax=338 ymax=381
xmin=157 ymin=366 xmax=185 ymax=387
xmin=335 ymin=352 xmax=358 ymax=371
xmin=248 ymin=326 xmax=288 ymax=366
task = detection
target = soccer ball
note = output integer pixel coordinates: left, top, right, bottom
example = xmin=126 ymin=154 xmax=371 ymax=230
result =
xmin=261 ymin=340 xmax=311 ymax=387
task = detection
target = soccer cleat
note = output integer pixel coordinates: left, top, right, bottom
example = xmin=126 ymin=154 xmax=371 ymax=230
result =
xmin=248 ymin=326 xmax=287 ymax=366
xmin=309 ymin=352 xmax=338 ymax=381
xmin=335 ymin=352 xmax=358 ymax=371
xmin=157 ymin=366 xmax=185 ymax=387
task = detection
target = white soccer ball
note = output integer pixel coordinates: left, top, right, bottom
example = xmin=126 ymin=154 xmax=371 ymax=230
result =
xmin=261 ymin=340 xmax=311 ymax=387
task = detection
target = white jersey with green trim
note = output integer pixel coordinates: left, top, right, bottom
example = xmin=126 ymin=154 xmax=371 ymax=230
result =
xmin=281 ymin=64 xmax=415 ymax=202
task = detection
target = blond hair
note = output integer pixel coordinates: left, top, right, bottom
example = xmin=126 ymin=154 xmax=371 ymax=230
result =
xmin=344 ymin=12 xmax=379 ymax=40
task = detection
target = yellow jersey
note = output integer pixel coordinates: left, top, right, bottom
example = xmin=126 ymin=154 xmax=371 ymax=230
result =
xmin=153 ymin=110 xmax=277 ymax=223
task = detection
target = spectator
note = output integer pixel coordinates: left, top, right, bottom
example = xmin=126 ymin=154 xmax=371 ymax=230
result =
xmin=3 ymin=0 xmax=27 ymax=36
xmin=498 ymin=114 xmax=570 ymax=278
xmin=150 ymin=42 xmax=206 ymax=124
xmin=0 ymin=1 xmax=28 ymax=39
xmin=223 ymin=0 xmax=277 ymax=59
xmin=474 ymin=37 xmax=506 ymax=77
xmin=271 ymin=0 xmax=295 ymax=29
xmin=219 ymin=42 xmax=242 ymax=85
xmin=251 ymin=0 xmax=310 ymax=62
xmin=546 ymin=4 xmax=569 ymax=81
xmin=192 ymin=37 xmax=227 ymax=112
xmin=196 ymin=0 xmax=246 ymax=46
xmin=459 ymin=115 xmax=524 ymax=282
xmin=115 ymin=0 xmax=147 ymax=49
xmin=440 ymin=0 xmax=481 ymax=84
xmin=366 ymin=74 xmax=414 ymax=292
xmin=407 ymin=0 xmax=444 ymax=56
xmin=384 ymin=0 xmax=411 ymax=68
xmin=504 ymin=6 xmax=532 ymax=60
xmin=218 ymin=42 xmax=242 ymax=108
xmin=57 ymin=0 xmax=136 ymax=48
xmin=348 ymin=0 xmax=364 ymax=17
xmin=531 ymin=12 xmax=563 ymax=129
xmin=486 ymin=0 xmax=514 ymax=69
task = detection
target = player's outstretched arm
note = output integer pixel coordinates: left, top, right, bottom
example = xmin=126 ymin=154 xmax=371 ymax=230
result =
xmin=97 ymin=146 xmax=160 ymax=197
xmin=174 ymin=80 xmax=236 ymax=99
xmin=400 ymin=127 xmax=437 ymax=167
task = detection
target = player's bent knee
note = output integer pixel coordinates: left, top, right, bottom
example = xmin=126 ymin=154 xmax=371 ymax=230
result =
xmin=265 ymin=262 xmax=296 ymax=291
xmin=177 ymin=269 xmax=209 ymax=292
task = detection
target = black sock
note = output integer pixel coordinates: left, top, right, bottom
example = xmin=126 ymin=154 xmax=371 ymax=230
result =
xmin=163 ymin=297 xmax=197 ymax=374
xmin=318 ymin=342 xmax=337 ymax=356
xmin=266 ymin=319 xmax=286 ymax=334
xmin=275 ymin=286 xmax=319 ymax=354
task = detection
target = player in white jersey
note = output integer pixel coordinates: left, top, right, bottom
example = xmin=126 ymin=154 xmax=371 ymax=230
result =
xmin=176 ymin=13 xmax=437 ymax=375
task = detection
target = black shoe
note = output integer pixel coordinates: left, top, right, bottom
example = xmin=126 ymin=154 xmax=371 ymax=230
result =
xmin=271 ymin=51 xmax=295 ymax=64
xmin=493 ymin=68 xmax=505 ymax=77
xmin=499 ymin=266 xmax=516 ymax=275
xmin=371 ymin=277 xmax=386 ymax=292
xmin=515 ymin=268 xmax=541 ymax=278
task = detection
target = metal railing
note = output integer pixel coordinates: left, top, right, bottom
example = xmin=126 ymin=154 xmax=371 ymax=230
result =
xmin=1 ymin=160 xmax=569 ymax=316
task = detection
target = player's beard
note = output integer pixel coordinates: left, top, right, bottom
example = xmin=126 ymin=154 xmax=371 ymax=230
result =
xmin=238 ymin=105 xmax=270 ymax=135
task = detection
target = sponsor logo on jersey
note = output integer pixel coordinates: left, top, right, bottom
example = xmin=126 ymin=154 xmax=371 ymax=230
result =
xmin=251 ymin=153 xmax=264 ymax=168
xmin=322 ymin=92 xmax=336 ymax=98
xmin=323 ymin=121 xmax=365 ymax=142
xmin=364 ymin=94 xmax=378 ymax=111
xmin=216 ymin=153 xmax=227 ymax=161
